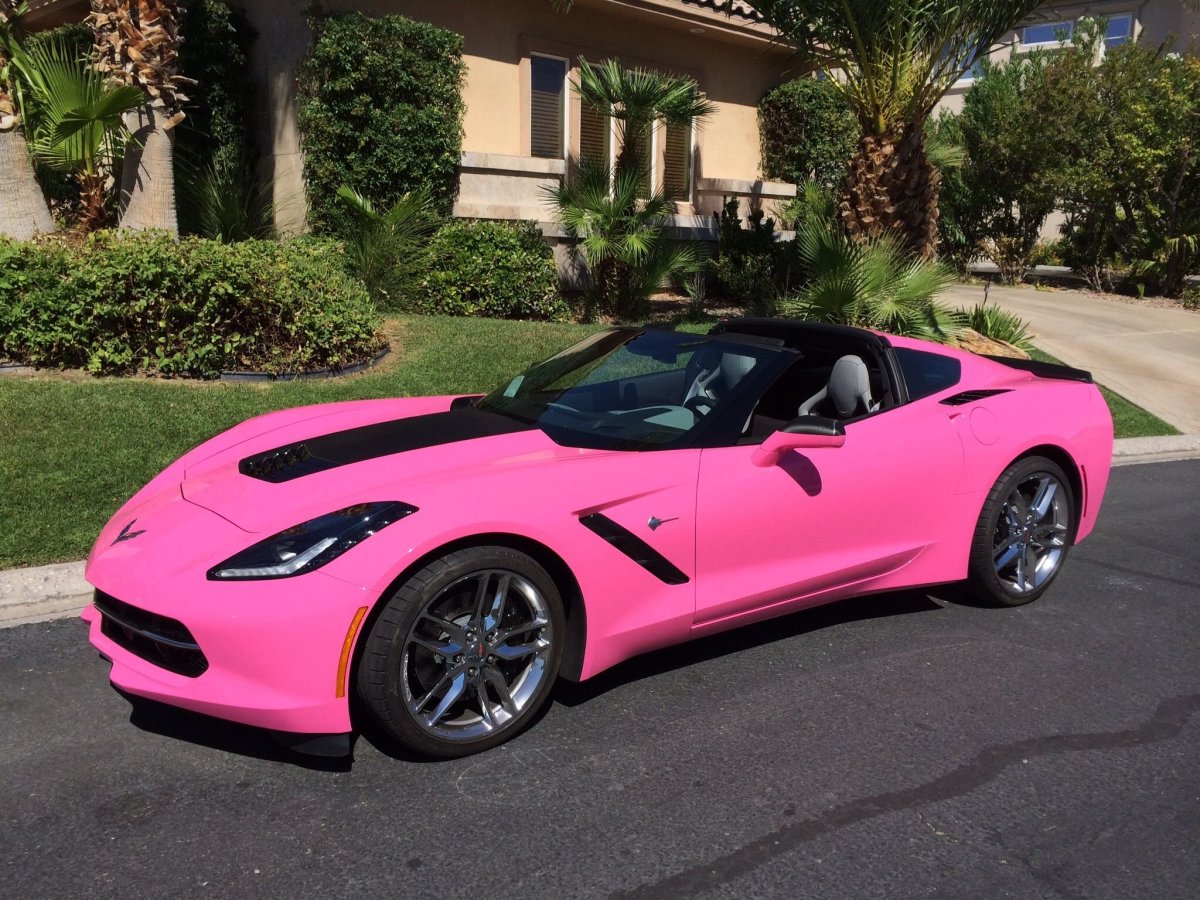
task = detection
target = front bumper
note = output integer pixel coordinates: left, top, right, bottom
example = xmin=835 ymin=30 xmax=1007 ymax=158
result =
xmin=85 ymin=548 xmax=377 ymax=737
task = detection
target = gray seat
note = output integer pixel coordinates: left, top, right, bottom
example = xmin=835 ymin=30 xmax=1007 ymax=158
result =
xmin=797 ymin=354 xmax=877 ymax=419
xmin=685 ymin=351 xmax=758 ymax=413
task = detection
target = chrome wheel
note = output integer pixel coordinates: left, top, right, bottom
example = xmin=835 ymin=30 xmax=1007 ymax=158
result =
xmin=992 ymin=471 xmax=1069 ymax=595
xmin=400 ymin=569 xmax=553 ymax=742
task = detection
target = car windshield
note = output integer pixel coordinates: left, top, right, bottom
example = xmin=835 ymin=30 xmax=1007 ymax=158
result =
xmin=477 ymin=329 xmax=780 ymax=450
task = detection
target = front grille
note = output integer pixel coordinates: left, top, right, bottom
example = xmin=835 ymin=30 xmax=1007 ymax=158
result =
xmin=94 ymin=591 xmax=209 ymax=678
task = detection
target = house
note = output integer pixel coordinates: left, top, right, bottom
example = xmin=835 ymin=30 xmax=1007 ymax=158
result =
xmin=938 ymin=0 xmax=1200 ymax=114
xmin=241 ymin=0 xmax=802 ymax=242
xmin=20 ymin=0 xmax=801 ymax=242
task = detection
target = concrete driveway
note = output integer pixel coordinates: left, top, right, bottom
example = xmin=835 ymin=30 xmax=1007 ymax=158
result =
xmin=946 ymin=283 xmax=1200 ymax=433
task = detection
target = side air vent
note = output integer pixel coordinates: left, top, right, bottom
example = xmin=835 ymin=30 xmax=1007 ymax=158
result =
xmin=940 ymin=389 xmax=1013 ymax=406
xmin=579 ymin=514 xmax=689 ymax=585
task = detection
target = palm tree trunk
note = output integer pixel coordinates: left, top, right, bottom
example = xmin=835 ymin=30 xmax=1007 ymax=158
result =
xmin=840 ymin=128 xmax=941 ymax=259
xmin=0 ymin=127 xmax=55 ymax=240
xmin=118 ymin=102 xmax=178 ymax=235
xmin=91 ymin=0 xmax=187 ymax=236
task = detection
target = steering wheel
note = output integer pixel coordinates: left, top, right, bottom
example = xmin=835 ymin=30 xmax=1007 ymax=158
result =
xmin=545 ymin=401 xmax=590 ymax=420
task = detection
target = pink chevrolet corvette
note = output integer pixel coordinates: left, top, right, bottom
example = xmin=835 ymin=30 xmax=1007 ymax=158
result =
xmin=83 ymin=318 xmax=1114 ymax=758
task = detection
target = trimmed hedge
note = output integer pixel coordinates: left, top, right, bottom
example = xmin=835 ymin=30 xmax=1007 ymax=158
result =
xmin=417 ymin=221 xmax=569 ymax=321
xmin=296 ymin=12 xmax=466 ymax=237
xmin=0 ymin=233 xmax=383 ymax=378
xmin=759 ymin=78 xmax=859 ymax=190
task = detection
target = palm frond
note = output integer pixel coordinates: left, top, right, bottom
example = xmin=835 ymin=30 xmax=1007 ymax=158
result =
xmin=337 ymin=185 xmax=442 ymax=307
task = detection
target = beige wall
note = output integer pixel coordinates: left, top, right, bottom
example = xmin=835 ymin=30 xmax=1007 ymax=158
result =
xmin=242 ymin=0 xmax=798 ymax=233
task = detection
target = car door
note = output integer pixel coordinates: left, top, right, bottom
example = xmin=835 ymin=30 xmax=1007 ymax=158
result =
xmin=693 ymin=399 xmax=964 ymax=627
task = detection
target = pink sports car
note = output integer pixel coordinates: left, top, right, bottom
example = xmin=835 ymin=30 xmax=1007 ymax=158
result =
xmin=83 ymin=318 xmax=1114 ymax=758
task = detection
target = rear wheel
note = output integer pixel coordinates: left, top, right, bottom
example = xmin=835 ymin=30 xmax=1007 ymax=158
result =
xmin=966 ymin=456 xmax=1074 ymax=607
xmin=357 ymin=546 xmax=564 ymax=758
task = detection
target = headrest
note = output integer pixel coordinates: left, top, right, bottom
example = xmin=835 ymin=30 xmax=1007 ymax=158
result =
xmin=720 ymin=352 xmax=757 ymax=387
xmin=828 ymin=355 xmax=871 ymax=418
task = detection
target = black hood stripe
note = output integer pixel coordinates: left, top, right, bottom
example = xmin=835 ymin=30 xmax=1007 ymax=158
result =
xmin=239 ymin=408 xmax=533 ymax=483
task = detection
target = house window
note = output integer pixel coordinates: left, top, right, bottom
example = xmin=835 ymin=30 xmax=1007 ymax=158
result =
xmin=663 ymin=120 xmax=692 ymax=201
xmin=946 ymin=45 xmax=987 ymax=83
xmin=1022 ymin=20 xmax=1074 ymax=48
xmin=579 ymin=102 xmax=611 ymax=168
xmin=1104 ymin=14 xmax=1133 ymax=48
xmin=530 ymin=54 xmax=567 ymax=159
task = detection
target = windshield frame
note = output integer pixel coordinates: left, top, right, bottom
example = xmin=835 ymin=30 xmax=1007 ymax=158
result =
xmin=477 ymin=327 xmax=797 ymax=452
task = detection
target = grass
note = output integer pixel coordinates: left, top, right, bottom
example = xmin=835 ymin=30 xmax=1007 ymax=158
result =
xmin=0 ymin=316 xmax=600 ymax=570
xmin=0 ymin=315 xmax=1177 ymax=570
xmin=1027 ymin=348 xmax=1179 ymax=440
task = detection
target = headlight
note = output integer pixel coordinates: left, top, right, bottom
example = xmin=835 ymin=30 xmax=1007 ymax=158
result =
xmin=207 ymin=502 xmax=417 ymax=581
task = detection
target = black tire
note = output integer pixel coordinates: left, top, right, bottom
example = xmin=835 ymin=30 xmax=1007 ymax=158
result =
xmin=357 ymin=546 xmax=565 ymax=758
xmin=966 ymin=455 xmax=1075 ymax=608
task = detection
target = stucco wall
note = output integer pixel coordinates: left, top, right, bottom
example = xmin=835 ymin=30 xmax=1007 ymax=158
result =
xmin=241 ymin=0 xmax=797 ymax=234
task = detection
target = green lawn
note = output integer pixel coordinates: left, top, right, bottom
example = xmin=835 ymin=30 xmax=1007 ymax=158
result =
xmin=0 ymin=316 xmax=600 ymax=570
xmin=0 ymin=316 xmax=1176 ymax=570
xmin=1027 ymin=348 xmax=1179 ymax=440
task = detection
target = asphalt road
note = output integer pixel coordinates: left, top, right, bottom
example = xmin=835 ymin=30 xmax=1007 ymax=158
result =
xmin=4 ymin=461 xmax=1199 ymax=899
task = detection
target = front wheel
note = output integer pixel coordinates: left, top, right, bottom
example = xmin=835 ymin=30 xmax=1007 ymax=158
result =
xmin=966 ymin=456 xmax=1075 ymax=607
xmin=357 ymin=546 xmax=565 ymax=758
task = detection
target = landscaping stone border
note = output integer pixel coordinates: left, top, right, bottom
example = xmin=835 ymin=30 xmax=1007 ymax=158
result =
xmin=0 ymin=348 xmax=390 ymax=383
xmin=219 ymin=347 xmax=390 ymax=382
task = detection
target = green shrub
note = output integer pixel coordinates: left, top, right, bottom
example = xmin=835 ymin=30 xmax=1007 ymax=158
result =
xmin=711 ymin=197 xmax=807 ymax=315
xmin=1182 ymin=286 xmax=1200 ymax=311
xmin=174 ymin=0 xmax=266 ymax=239
xmin=176 ymin=0 xmax=256 ymax=176
xmin=417 ymin=221 xmax=568 ymax=321
xmin=953 ymin=302 xmax=1034 ymax=351
xmin=711 ymin=201 xmax=785 ymax=314
xmin=0 ymin=233 xmax=382 ymax=377
xmin=296 ymin=12 xmax=466 ymax=237
xmin=759 ymin=78 xmax=859 ymax=191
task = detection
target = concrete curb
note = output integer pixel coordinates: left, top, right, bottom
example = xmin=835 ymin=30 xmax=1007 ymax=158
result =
xmin=1111 ymin=433 xmax=1200 ymax=467
xmin=0 ymin=560 xmax=89 ymax=629
xmin=3 ymin=434 xmax=1198 ymax=630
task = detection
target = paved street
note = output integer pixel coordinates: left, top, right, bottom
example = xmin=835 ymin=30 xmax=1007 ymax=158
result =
xmin=946 ymin=283 xmax=1200 ymax=433
xmin=3 ymin=461 xmax=1199 ymax=899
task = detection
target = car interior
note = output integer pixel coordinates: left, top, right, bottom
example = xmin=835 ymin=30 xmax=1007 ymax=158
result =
xmin=712 ymin=322 xmax=897 ymax=443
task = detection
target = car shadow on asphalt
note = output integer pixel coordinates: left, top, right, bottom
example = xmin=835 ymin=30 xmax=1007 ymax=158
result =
xmin=553 ymin=588 xmax=949 ymax=708
xmin=118 ymin=587 xmax=953 ymax=768
xmin=120 ymin=690 xmax=356 ymax=772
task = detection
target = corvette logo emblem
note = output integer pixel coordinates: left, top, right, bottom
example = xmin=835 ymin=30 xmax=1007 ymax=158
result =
xmin=112 ymin=519 xmax=146 ymax=545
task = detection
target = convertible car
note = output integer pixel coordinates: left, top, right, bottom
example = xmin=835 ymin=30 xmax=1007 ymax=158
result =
xmin=83 ymin=318 xmax=1114 ymax=758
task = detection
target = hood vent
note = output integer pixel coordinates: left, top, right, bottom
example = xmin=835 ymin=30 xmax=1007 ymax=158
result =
xmin=238 ymin=408 xmax=533 ymax=484
xmin=940 ymin=389 xmax=1013 ymax=406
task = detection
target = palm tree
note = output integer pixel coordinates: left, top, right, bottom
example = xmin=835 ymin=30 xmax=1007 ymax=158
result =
xmin=0 ymin=1 xmax=54 ymax=240
xmin=547 ymin=160 xmax=699 ymax=319
xmin=783 ymin=211 xmax=959 ymax=340
xmin=727 ymin=1 xmax=1045 ymax=258
xmin=336 ymin=185 xmax=442 ymax=307
xmin=574 ymin=58 xmax=715 ymax=190
xmin=89 ymin=0 xmax=189 ymax=235
xmin=14 ymin=35 xmax=143 ymax=231
xmin=548 ymin=60 xmax=712 ymax=319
